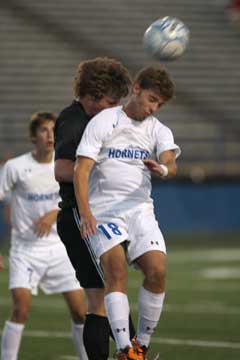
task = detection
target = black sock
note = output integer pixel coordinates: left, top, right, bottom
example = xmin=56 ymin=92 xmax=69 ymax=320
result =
xmin=83 ymin=313 xmax=110 ymax=360
xmin=129 ymin=312 xmax=136 ymax=339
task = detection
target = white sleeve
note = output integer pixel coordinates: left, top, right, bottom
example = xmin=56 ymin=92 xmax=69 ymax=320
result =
xmin=0 ymin=161 xmax=17 ymax=200
xmin=155 ymin=123 xmax=181 ymax=159
xmin=76 ymin=112 xmax=110 ymax=161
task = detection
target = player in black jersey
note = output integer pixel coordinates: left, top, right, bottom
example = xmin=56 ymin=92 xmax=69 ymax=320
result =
xmin=54 ymin=57 xmax=134 ymax=360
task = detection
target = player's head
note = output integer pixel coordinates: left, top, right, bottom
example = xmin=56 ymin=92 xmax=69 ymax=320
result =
xmin=29 ymin=112 xmax=56 ymax=153
xmin=74 ymin=57 xmax=132 ymax=116
xmin=125 ymin=64 xmax=175 ymax=121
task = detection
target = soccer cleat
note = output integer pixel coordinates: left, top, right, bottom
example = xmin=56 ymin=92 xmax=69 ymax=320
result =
xmin=131 ymin=337 xmax=148 ymax=359
xmin=116 ymin=346 xmax=145 ymax=360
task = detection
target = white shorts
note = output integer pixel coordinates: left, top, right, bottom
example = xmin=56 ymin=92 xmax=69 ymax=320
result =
xmin=9 ymin=242 xmax=81 ymax=295
xmin=89 ymin=203 xmax=166 ymax=263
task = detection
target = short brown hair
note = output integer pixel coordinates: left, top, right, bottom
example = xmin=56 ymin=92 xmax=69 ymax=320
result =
xmin=134 ymin=64 xmax=175 ymax=101
xmin=29 ymin=112 xmax=56 ymax=138
xmin=74 ymin=57 xmax=132 ymax=100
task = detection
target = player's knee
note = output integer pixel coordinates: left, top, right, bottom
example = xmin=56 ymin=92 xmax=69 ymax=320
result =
xmin=68 ymin=302 xmax=87 ymax=323
xmin=71 ymin=311 xmax=85 ymax=324
xmin=145 ymin=265 xmax=166 ymax=289
xmin=105 ymin=263 xmax=127 ymax=289
xmin=12 ymin=304 xmax=30 ymax=323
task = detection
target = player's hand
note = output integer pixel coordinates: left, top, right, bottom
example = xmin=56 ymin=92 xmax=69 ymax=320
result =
xmin=33 ymin=210 xmax=58 ymax=237
xmin=0 ymin=255 xmax=4 ymax=271
xmin=80 ymin=212 xmax=97 ymax=239
xmin=143 ymin=159 xmax=166 ymax=177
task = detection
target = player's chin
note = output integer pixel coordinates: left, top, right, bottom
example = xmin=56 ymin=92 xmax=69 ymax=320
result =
xmin=46 ymin=144 xmax=54 ymax=150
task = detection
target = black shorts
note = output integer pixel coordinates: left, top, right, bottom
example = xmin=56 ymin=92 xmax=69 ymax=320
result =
xmin=57 ymin=207 xmax=104 ymax=288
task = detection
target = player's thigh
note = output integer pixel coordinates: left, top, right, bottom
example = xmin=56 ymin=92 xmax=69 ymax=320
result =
xmin=57 ymin=208 xmax=104 ymax=289
xmin=127 ymin=205 xmax=166 ymax=263
xmin=136 ymin=250 xmax=166 ymax=279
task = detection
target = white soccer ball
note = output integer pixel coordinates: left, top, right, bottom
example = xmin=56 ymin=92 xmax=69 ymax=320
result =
xmin=143 ymin=16 xmax=190 ymax=61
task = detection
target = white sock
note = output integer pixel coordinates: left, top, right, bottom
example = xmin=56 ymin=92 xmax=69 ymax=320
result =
xmin=104 ymin=292 xmax=132 ymax=350
xmin=137 ymin=287 xmax=165 ymax=347
xmin=71 ymin=321 xmax=88 ymax=360
xmin=1 ymin=320 xmax=25 ymax=360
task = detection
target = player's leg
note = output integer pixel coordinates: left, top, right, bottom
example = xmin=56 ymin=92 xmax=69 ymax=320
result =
xmin=83 ymin=288 xmax=135 ymax=360
xmin=1 ymin=247 xmax=37 ymax=360
xmin=1 ymin=288 xmax=32 ymax=360
xmin=63 ymin=289 xmax=88 ymax=360
xmin=127 ymin=206 xmax=167 ymax=357
xmin=100 ymin=244 xmax=133 ymax=353
xmin=135 ymin=250 xmax=166 ymax=349
xmin=39 ymin=242 xmax=88 ymax=359
xmin=129 ymin=251 xmax=166 ymax=360
xmin=83 ymin=288 xmax=110 ymax=360
xmin=57 ymin=208 xmax=111 ymax=360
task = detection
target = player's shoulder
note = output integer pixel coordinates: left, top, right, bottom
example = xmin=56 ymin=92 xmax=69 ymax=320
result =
xmin=5 ymin=152 xmax=31 ymax=170
xmin=151 ymin=115 xmax=173 ymax=134
xmin=89 ymin=106 xmax=121 ymax=126
xmin=57 ymin=101 xmax=89 ymax=126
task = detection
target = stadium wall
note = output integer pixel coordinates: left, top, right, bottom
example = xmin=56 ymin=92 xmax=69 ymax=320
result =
xmin=1 ymin=182 xmax=239 ymax=244
xmin=152 ymin=181 xmax=240 ymax=233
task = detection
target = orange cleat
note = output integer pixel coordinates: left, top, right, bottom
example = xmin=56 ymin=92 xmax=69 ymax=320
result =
xmin=116 ymin=345 xmax=146 ymax=360
xmin=131 ymin=337 xmax=148 ymax=360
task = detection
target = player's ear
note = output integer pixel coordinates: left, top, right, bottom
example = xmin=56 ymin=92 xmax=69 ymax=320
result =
xmin=132 ymin=83 xmax=141 ymax=95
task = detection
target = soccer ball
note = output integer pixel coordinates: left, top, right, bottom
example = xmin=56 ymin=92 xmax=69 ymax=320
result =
xmin=143 ymin=16 xmax=190 ymax=61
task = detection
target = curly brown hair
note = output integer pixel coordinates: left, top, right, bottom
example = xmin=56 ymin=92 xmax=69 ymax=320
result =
xmin=134 ymin=64 xmax=175 ymax=101
xmin=74 ymin=57 xmax=132 ymax=100
xmin=29 ymin=112 xmax=56 ymax=138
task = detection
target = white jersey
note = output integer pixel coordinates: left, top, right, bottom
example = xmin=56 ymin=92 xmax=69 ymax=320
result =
xmin=76 ymin=106 xmax=180 ymax=216
xmin=0 ymin=152 xmax=60 ymax=248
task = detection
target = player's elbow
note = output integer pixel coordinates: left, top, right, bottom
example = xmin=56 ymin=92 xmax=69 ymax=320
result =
xmin=54 ymin=168 xmax=62 ymax=182
xmin=54 ymin=159 xmax=74 ymax=183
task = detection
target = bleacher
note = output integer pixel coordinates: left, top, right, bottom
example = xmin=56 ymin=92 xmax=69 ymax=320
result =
xmin=1 ymin=0 xmax=239 ymax=178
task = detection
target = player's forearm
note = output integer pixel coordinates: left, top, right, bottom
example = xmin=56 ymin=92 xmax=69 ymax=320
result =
xmin=73 ymin=165 xmax=92 ymax=216
xmin=45 ymin=209 xmax=59 ymax=223
xmin=159 ymin=150 xmax=177 ymax=178
xmin=161 ymin=161 xmax=177 ymax=178
xmin=54 ymin=159 xmax=74 ymax=183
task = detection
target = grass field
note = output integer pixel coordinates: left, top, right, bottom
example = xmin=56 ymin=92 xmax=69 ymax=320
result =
xmin=0 ymin=233 xmax=240 ymax=360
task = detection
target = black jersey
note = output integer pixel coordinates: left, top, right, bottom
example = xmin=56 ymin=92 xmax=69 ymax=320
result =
xmin=54 ymin=100 xmax=91 ymax=208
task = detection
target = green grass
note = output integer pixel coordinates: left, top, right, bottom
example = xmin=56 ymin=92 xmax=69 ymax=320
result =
xmin=1 ymin=233 xmax=240 ymax=359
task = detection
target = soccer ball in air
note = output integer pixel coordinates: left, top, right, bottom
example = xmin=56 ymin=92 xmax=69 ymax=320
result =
xmin=143 ymin=16 xmax=190 ymax=61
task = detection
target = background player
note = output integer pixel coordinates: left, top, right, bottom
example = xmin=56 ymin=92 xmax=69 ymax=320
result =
xmin=0 ymin=112 xmax=88 ymax=360
xmin=54 ymin=56 xmax=135 ymax=360
xmin=74 ymin=64 xmax=181 ymax=359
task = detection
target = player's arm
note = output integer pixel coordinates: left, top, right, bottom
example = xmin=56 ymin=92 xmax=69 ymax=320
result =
xmin=144 ymin=150 xmax=177 ymax=178
xmin=54 ymin=114 xmax=79 ymax=183
xmin=33 ymin=209 xmax=59 ymax=237
xmin=54 ymin=159 xmax=74 ymax=182
xmin=73 ymin=156 xmax=96 ymax=239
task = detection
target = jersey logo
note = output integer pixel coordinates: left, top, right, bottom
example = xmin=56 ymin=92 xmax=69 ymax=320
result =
xmin=108 ymin=147 xmax=150 ymax=160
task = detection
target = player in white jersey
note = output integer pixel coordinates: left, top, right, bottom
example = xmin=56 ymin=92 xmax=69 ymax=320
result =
xmin=74 ymin=65 xmax=180 ymax=360
xmin=0 ymin=113 xmax=88 ymax=360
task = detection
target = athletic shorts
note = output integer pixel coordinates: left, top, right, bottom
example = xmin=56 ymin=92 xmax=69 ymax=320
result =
xmin=57 ymin=207 xmax=104 ymax=288
xmin=89 ymin=203 xmax=166 ymax=263
xmin=9 ymin=242 xmax=81 ymax=295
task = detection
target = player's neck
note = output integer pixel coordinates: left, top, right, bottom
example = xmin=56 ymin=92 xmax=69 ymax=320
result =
xmin=32 ymin=149 xmax=53 ymax=164
xmin=123 ymin=103 xmax=134 ymax=119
